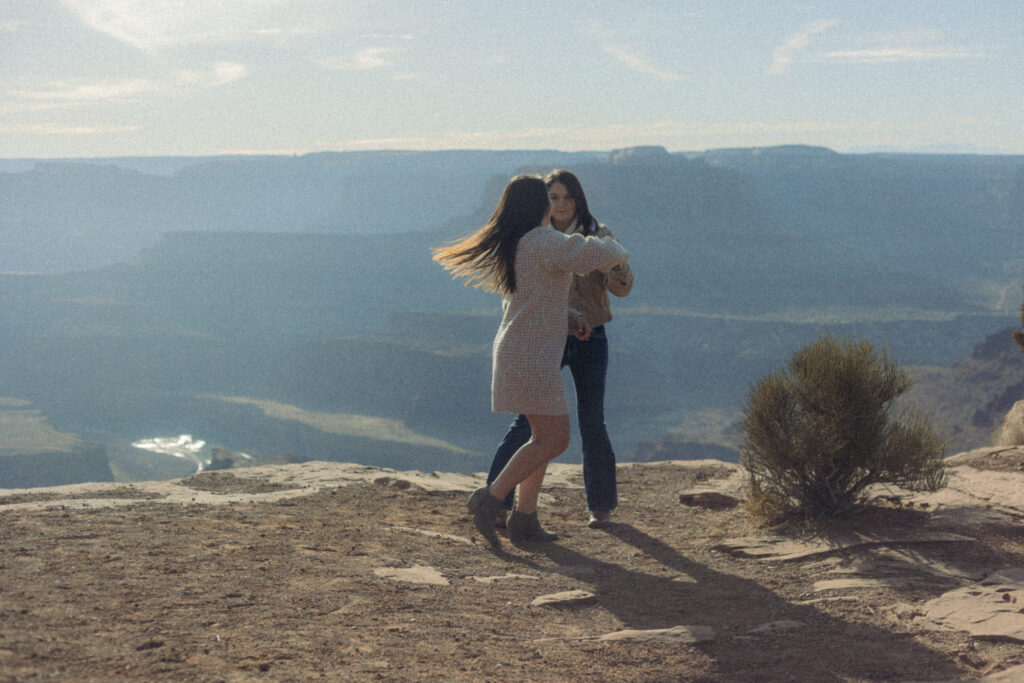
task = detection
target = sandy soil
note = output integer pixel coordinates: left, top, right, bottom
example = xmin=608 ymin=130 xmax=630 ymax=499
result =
xmin=2 ymin=458 xmax=1024 ymax=682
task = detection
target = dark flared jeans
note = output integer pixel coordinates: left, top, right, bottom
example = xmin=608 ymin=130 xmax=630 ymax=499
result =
xmin=485 ymin=325 xmax=618 ymax=512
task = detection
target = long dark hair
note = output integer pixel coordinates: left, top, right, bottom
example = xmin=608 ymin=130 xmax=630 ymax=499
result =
xmin=432 ymin=174 xmax=550 ymax=294
xmin=545 ymin=169 xmax=598 ymax=236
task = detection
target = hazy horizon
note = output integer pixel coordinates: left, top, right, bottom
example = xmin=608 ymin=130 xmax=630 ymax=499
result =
xmin=2 ymin=142 xmax=1023 ymax=165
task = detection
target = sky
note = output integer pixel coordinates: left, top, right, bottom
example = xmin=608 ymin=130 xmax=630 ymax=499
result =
xmin=1 ymin=0 xmax=1022 ymax=159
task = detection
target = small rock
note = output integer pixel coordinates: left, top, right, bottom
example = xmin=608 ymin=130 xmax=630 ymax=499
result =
xmin=678 ymin=490 xmax=739 ymax=509
xmin=530 ymin=590 xmax=596 ymax=607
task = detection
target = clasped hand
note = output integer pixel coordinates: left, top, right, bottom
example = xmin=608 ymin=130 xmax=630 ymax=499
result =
xmin=570 ymin=314 xmax=591 ymax=342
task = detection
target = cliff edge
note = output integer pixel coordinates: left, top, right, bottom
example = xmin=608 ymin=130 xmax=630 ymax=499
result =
xmin=2 ymin=454 xmax=1024 ymax=681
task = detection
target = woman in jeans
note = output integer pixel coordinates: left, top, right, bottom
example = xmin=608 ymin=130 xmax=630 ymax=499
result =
xmin=433 ymin=174 xmax=629 ymax=547
xmin=486 ymin=169 xmax=634 ymax=533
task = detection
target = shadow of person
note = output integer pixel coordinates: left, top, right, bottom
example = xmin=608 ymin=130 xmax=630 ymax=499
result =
xmin=711 ymin=506 xmax=997 ymax=598
xmin=525 ymin=522 xmax=963 ymax=682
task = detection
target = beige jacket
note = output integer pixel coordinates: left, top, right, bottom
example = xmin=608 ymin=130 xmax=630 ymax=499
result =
xmin=561 ymin=221 xmax=634 ymax=327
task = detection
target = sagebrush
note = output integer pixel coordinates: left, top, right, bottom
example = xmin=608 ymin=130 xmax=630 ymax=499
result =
xmin=741 ymin=333 xmax=947 ymax=523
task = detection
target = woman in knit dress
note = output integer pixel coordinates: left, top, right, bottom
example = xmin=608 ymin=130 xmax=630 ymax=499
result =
xmin=433 ymin=174 xmax=629 ymax=548
xmin=486 ymin=169 xmax=634 ymax=530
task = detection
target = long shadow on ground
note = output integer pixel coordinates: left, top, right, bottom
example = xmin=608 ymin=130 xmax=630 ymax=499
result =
xmin=527 ymin=522 xmax=963 ymax=682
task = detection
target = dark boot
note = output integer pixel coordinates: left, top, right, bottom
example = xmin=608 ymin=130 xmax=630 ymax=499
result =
xmin=507 ymin=510 xmax=558 ymax=543
xmin=495 ymin=506 xmax=509 ymax=529
xmin=466 ymin=487 xmax=501 ymax=547
xmin=588 ymin=510 xmax=612 ymax=528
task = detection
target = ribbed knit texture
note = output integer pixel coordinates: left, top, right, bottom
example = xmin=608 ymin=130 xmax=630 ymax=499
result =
xmin=491 ymin=226 xmax=628 ymax=415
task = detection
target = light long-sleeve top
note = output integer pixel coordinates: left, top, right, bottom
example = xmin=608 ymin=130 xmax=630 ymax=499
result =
xmin=492 ymin=225 xmax=629 ymax=415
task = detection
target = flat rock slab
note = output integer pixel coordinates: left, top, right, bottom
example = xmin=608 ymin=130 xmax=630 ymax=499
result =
xmin=945 ymin=446 xmax=1024 ymax=471
xmin=714 ymin=529 xmax=974 ymax=562
xmin=915 ymin=568 xmax=1024 ymax=642
xmin=597 ymin=625 xmax=715 ymax=643
xmin=530 ymin=590 xmax=596 ymax=608
xmin=916 ymin=449 xmax=1024 ymax=521
xmin=373 ymin=564 xmax=449 ymax=586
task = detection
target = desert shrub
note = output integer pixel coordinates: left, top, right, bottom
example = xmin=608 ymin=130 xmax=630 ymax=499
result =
xmin=741 ymin=333 xmax=947 ymax=523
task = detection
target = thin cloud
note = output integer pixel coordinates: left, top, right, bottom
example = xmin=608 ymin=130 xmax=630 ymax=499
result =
xmin=860 ymin=29 xmax=943 ymax=44
xmin=59 ymin=0 xmax=313 ymax=50
xmin=0 ymin=123 xmax=141 ymax=135
xmin=0 ymin=100 xmax=78 ymax=114
xmin=174 ymin=62 xmax=249 ymax=87
xmin=359 ymin=33 xmax=413 ymax=41
xmin=824 ymin=47 xmax=989 ymax=63
xmin=582 ymin=22 xmax=681 ymax=81
xmin=601 ymin=43 xmax=681 ymax=81
xmin=769 ymin=19 xmax=840 ymax=74
xmin=316 ymin=47 xmax=402 ymax=71
xmin=9 ymin=62 xmax=247 ymax=103
xmin=1 ymin=19 xmax=27 ymax=32
xmin=352 ymin=47 xmax=396 ymax=69
xmin=11 ymin=78 xmax=162 ymax=101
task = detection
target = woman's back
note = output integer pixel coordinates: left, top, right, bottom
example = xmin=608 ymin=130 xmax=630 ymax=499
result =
xmin=491 ymin=226 xmax=628 ymax=416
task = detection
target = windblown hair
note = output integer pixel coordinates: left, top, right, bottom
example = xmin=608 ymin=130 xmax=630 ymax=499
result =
xmin=432 ymin=174 xmax=550 ymax=294
xmin=545 ymin=169 xmax=598 ymax=236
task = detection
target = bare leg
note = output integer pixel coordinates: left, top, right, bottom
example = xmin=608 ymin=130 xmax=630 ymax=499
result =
xmin=489 ymin=413 xmax=570 ymax=506
xmin=514 ymin=462 xmax=548 ymax=514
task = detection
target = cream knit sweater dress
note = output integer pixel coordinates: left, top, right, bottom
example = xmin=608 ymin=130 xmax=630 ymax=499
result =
xmin=492 ymin=225 xmax=629 ymax=415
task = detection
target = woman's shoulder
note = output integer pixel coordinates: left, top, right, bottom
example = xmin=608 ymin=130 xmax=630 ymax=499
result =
xmin=515 ymin=225 xmax=561 ymax=258
xmin=521 ymin=225 xmax=563 ymax=245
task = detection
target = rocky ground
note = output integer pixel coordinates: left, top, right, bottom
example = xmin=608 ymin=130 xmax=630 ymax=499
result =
xmin=2 ymin=450 xmax=1024 ymax=682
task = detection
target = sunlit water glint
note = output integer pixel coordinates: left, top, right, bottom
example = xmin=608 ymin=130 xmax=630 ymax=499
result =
xmin=131 ymin=434 xmax=250 ymax=474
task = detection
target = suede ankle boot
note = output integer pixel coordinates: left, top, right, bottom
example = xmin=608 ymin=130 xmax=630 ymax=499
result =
xmin=507 ymin=510 xmax=558 ymax=543
xmin=466 ymin=486 xmax=501 ymax=547
xmin=495 ymin=506 xmax=509 ymax=529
